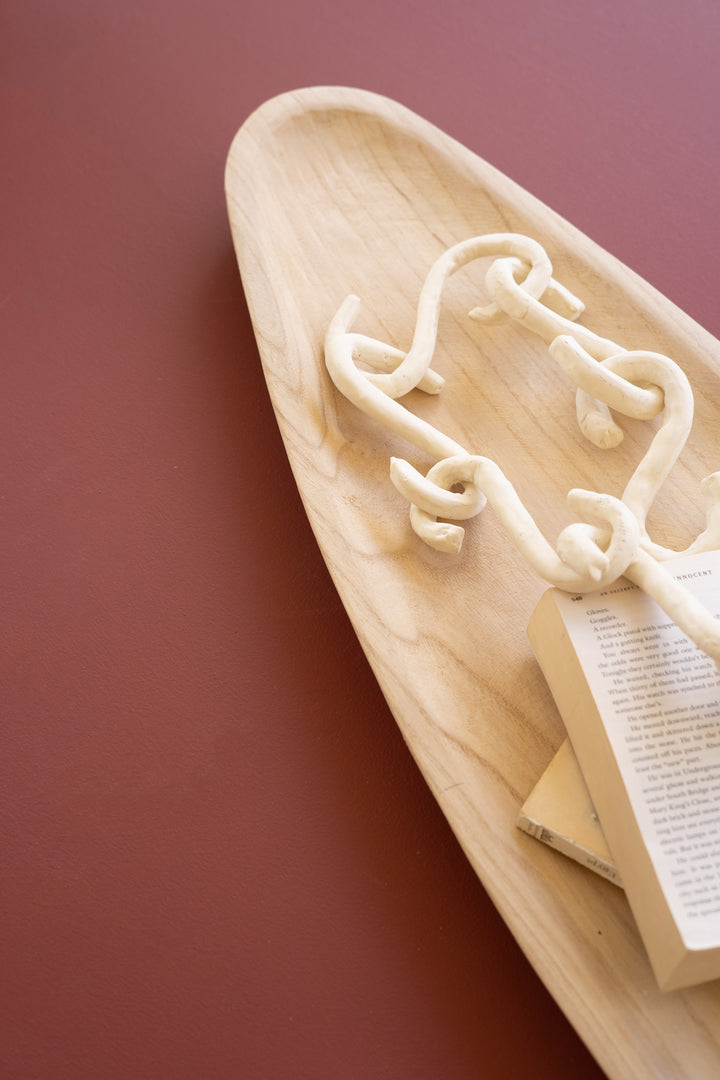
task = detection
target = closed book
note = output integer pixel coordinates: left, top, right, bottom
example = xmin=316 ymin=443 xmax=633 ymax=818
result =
xmin=517 ymin=738 xmax=621 ymax=887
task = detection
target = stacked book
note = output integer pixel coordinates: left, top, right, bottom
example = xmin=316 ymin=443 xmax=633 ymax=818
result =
xmin=519 ymin=550 xmax=720 ymax=991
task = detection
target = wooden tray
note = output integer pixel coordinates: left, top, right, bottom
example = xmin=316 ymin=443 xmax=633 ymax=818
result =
xmin=225 ymin=86 xmax=720 ymax=1079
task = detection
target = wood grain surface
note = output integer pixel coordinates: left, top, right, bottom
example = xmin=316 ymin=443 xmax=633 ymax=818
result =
xmin=225 ymin=86 xmax=720 ymax=1079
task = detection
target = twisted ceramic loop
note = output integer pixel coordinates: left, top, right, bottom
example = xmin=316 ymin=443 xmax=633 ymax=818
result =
xmin=390 ymin=453 xmax=640 ymax=591
xmin=323 ymin=233 xmax=720 ymax=665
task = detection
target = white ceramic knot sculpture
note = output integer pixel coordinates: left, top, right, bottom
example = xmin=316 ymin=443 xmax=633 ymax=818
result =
xmin=324 ymin=233 xmax=720 ymax=667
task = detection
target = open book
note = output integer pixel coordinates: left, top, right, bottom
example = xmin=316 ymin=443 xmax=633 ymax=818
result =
xmin=525 ymin=550 xmax=720 ymax=991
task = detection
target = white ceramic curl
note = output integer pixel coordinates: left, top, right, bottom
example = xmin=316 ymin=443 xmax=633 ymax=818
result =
xmin=324 ymin=233 xmax=720 ymax=667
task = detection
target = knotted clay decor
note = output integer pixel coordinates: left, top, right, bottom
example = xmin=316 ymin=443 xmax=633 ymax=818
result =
xmin=324 ymin=234 xmax=720 ymax=668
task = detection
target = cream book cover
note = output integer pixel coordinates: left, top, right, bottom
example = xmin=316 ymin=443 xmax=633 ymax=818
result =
xmin=518 ymin=738 xmax=621 ymax=887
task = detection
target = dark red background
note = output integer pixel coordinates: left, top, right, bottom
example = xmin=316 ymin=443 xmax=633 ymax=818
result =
xmin=3 ymin=3 xmax=720 ymax=1077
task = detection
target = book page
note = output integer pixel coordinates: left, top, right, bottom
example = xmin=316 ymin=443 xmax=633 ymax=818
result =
xmin=553 ymin=551 xmax=720 ymax=949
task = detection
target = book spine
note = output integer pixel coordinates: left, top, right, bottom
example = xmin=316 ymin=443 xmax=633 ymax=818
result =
xmin=517 ymin=812 xmax=623 ymax=887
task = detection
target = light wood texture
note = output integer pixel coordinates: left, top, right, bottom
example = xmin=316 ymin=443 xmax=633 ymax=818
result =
xmin=225 ymin=86 xmax=720 ymax=1078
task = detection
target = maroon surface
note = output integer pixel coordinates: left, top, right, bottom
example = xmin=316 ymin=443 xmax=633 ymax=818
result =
xmin=2 ymin=3 xmax=720 ymax=1078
